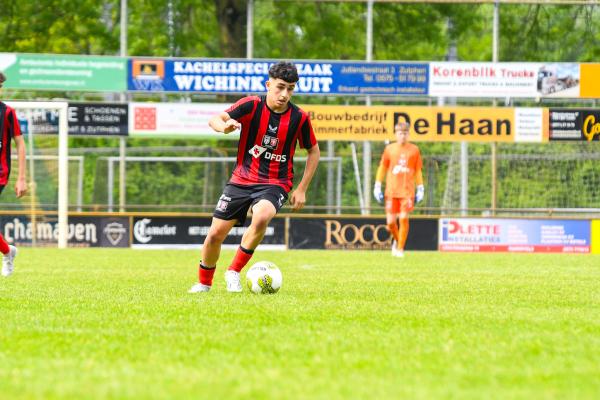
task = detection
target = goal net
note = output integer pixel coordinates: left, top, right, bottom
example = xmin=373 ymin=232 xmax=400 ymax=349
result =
xmin=3 ymin=101 xmax=69 ymax=247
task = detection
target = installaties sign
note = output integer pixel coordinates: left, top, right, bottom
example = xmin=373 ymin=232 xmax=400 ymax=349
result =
xmin=127 ymin=58 xmax=429 ymax=96
xmin=439 ymin=218 xmax=590 ymax=253
xmin=0 ymin=53 xmax=127 ymax=92
xmin=303 ymin=105 xmax=546 ymax=143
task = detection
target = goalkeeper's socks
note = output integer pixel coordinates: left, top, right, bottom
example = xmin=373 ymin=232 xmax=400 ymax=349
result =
xmin=0 ymin=234 xmax=9 ymax=255
xmin=198 ymin=263 xmax=216 ymax=286
xmin=399 ymin=218 xmax=410 ymax=250
xmin=228 ymin=246 xmax=254 ymax=273
xmin=387 ymin=222 xmax=400 ymax=245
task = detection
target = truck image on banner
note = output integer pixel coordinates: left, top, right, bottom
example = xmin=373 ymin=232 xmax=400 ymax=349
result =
xmin=439 ymin=218 xmax=590 ymax=253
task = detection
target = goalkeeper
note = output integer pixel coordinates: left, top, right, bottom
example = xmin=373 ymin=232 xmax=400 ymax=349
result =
xmin=373 ymin=121 xmax=423 ymax=258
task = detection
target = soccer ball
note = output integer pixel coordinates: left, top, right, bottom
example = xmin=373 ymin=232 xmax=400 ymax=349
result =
xmin=246 ymin=261 xmax=282 ymax=294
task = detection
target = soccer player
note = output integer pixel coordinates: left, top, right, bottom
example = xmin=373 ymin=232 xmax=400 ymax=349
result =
xmin=189 ymin=61 xmax=320 ymax=293
xmin=373 ymin=121 xmax=423 ymax=258
xmin=0 ymin=72 xmax=28 ymax=276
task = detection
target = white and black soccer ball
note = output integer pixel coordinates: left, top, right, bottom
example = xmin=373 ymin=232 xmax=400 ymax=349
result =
xmin=246 ymin=261 xmax=282 ymax=294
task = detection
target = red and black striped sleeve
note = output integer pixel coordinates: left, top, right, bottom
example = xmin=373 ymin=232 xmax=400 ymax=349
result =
xmin=298 ymin=114 xmax=317 ymax=149
xmin=225 ymin=96 xmax=259 ymax=123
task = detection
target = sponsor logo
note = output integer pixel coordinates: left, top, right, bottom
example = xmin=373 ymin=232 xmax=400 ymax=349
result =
xmin=248 ymin=144 xmax=287 ymax=162
xmin=583 ymin=113 xmax=600 ymax=141
xmin=441 ymin=220 xmax=501 ymax=243
xmin=216 ymin=194 xmax=230 ymax=212
xmin=103 ymin=222 xmax=127 ymax=246
xmin=262 ymin=135 xmax=279 ymax=150
xmin=3 ymin=218 xmax=97 ymax=244
xmin=249 ymin=145 xmax=267 ymax=158
xmin=392 ymin=156 xmax=409 ymax=174
xmin=133 ymin=218 xmax=177 ymax=244
xmin=132 ymin=60 xmax=165 ymax=80
xmin=325 ymin=220 xmax=391 ymax=249
xmin=264 ymin=152 xmax=287 ymax=162
xmin=268 ymin=124 xmax=278 ymax=135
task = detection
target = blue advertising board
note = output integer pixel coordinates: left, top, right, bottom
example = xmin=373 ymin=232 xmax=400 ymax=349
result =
xmin=127 ymin=58 xmax=428 ymax=96
xmin=439 ymin=218 xmax=590 ymax=253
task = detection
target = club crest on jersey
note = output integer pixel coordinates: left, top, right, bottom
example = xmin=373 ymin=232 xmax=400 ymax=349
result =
xmin=262 ymin=135 xmax=279 ymax=150
xmin=216 ymin=194 xmax=231 ymax=212
xmin=249 ymin=145 xmax=267 ymax=158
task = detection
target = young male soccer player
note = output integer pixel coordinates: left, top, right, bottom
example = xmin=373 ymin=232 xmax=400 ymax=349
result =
xmin=189 ymin=61 xmax=320 ymax=293
xmin=0 ymin=72 xmax=28 ymax=276
xmin=373 ymin=121 xmax=423 ymax=258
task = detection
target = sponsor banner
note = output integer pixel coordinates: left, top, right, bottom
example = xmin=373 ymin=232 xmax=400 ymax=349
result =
xmin=549 ymin=108 xmax=600 ymax=141
xmin=15 ymin=103 xmax=128 ymax=136
xmin=132 ymin=216 xmax=285 ymax=248
xmin=129 ymin=102 xmax=236 ymax=138
xmin=579 ymin=64 xmax=600 ymax=99
xmin=514 ymin=107 xmax=546 ymax=143
xmin=67 ymin=102 xmax=128 ymax=136
xmin=0 ymin=216 xmax=130 ymax=247
xmin=592 ymin=220 xmax=600 ymax=255
xmin=305 ymin=105 xmax=545 ymax=142
xmin=128 ymin=58 xmax=428 ymax=96
xmin=0 ymin=53 xmax=126 ymax=92
xmin=288 ymin=217 xmax=438 ymax=250
xmin=15 ymin=108 xmax=60 ymax=135
xmin=439 ymin=218 xmax=590 ymax=253
xmin=429 ymin=62 xmax=580 ymax=98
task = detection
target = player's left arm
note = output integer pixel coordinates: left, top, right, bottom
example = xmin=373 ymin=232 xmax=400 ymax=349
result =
xmin=414 ymin=148 xmax=424 ymax=203
xmin=13 ymin=135 xmax=27 ymax=198
xmin=290 ymin=144 xmax=320 ymax=212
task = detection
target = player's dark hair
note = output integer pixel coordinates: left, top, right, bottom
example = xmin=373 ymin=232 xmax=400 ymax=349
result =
xmin=268 ymin=61 xmax=299 ymax=83
xmin=0 ymin=72 xmax=5 ymax=88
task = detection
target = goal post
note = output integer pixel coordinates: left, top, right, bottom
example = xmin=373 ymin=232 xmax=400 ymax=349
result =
xmin=6 ymin=101 xmax=69 ymax=248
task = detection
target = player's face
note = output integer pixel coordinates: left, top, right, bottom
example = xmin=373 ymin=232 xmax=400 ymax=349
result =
xmin=266 ymin=78 xmax=296 ymax=112
xmin=395 ymin=123 xmax=409 ymax=144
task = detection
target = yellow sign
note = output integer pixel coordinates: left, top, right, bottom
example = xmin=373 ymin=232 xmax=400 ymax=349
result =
xmin=303 ymin=105 xmax=392 ymax=141
xmin=303 ymin=105 xmax=519 ymax=142
xmin=394 ymin=107 xmax=516 ymax=143
xmin=580 ymin=64 xmax=600 ymax=99
xmin=592 ymin=220 xmax=600 ymax=254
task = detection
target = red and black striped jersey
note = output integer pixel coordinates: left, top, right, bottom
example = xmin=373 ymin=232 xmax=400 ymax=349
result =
xmin=0 ymin=102 xmax=22 ymax=186
xmin=224 ymin=95 xmax=317 ymax=192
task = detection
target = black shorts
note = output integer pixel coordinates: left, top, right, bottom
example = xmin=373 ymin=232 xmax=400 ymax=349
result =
xmin=0 ymin=186 xmax=4 ymax=195
xmin=213 ymin=183 xmax=288 ymax=226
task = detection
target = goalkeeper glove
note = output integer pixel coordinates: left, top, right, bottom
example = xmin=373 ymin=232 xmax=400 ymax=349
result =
xmin=373 ymin=182 xmax=384 ymax=204
xmin=415 ymin=185 xmax=425 ymax=204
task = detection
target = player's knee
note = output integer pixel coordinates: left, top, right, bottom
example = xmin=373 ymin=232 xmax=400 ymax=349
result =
xmin=251 ymin=216 xmax=270 ymax=231
xmin=206 ymin=229 xmax=227 ymax=244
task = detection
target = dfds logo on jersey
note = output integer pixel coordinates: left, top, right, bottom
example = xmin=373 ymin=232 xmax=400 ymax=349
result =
xmin=248 ymin=144 xmax=287 ymax=162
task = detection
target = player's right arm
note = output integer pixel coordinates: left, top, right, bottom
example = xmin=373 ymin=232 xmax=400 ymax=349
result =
xmin=211 ymin=96 xmax=258 ymax=134
xmin=208 ymin=112 xmax=240 ymax=134
xmin=8 ymin=107 xmax=27 ymax=198
xmin=373 ymin=148 xmax=389 ymax=203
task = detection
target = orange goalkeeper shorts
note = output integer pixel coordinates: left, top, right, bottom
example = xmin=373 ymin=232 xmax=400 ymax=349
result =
xmin=385 ymin=197 xmax=414 ymax=214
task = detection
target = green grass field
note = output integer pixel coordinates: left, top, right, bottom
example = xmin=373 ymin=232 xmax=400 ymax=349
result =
xmin=1 ymin=248 xmax=599 ymax=399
